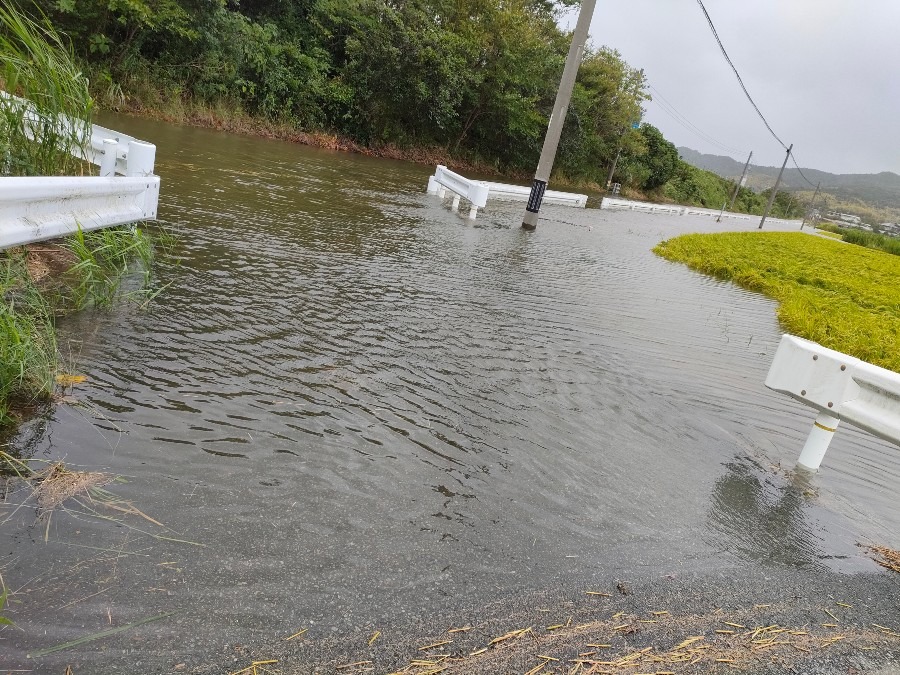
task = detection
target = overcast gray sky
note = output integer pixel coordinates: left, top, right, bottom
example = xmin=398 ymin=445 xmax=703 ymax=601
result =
xmin=563 ymin=0 xmax=899 ymax=175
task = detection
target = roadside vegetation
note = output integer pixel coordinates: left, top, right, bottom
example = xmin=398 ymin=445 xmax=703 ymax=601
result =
xmin=662 ymin=160 xmax=802 ymax=217
xmin=654 ymin=232 xmax=900 ymax=373
xmin=4 ymin=0 xmax=801 ymax=215
xmin=841 ymin=229 xmax=900 ymax=257
xmin=817 ymin=222 xmax=900 ymax=256
xmin=0 ymin=5 xmax=162 ymax=431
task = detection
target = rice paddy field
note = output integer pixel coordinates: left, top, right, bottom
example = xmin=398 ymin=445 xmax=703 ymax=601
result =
xmin=654 ymin=231 xmax=900 ymax=373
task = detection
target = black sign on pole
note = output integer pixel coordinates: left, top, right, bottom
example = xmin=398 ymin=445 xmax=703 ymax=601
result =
xmin=526 ymin=179 xmax=547 ymax=213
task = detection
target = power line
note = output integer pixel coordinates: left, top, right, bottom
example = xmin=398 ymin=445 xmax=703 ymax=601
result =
xmin=693 ymin=0 xmax=788 ymax=151
xmin=648 ymin=84 xmax=748 ymax=156
xmin=649 ymin=97 xmax=743 ymax=155
xmin=789 ymin=152 xmax=819 ymax=189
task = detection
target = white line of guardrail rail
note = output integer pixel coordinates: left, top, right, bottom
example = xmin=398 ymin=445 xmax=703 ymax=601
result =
xmin=600 ymin=197 xmax=801 ymax=225
xmin=601 ymin=197 xmax=685 ymax=215
xmin=0 ymin=177 xmax=159 ymax=249
xmin=427 ymin=165 xmax=489 ymax=219
xmin=0 ymin=92 xmax=159 ymax=249
xmin=426 ymin=166 xmax=588 ymax=218
xmin=765 ymin=334 xmax=900 ymax=471
xmin=475 ymin=181 xmax=587 ymax=208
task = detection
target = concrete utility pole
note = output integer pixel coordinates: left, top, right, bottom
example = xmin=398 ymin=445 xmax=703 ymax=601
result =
xmin=605 ymin=146 xmax=622 ymax=190
xmin=522 ymin=0 xmax=597 ymax=231
xmin=758 ymin=144 xmax=792 ymax=230
xmin=800 ymin=181 xmax=821 ymax=230
xmin=728 ymin=150 xmax=752 ymax=210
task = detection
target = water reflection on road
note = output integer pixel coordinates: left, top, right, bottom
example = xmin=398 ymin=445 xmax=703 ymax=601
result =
xmin=2 ymin=115 xmax=898 ymax=670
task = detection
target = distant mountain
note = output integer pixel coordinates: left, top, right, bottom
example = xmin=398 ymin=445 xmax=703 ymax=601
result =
xmin=677 ymin=147 xmax=900 ymax=209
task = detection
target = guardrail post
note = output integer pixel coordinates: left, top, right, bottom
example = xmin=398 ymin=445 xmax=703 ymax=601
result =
xmin=468 ymin=205 xmax=478 ymax=220
xmin=796 ymin=412 xmax=841 ymax=471
xmin=99 ymin=138 xmax=118 ymax=177
xmin=126 ymin=140 xmax=156 ymax=176
xmin=427 ymin=176 xmax=438 ymax=195
xmin=451 ymin=195 xmax=460 ymax=212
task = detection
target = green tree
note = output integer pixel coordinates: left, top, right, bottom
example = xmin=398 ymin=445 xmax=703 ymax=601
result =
xmin=556 ymin=47 xmax=647 ymax=183
xmin=622 ymin=123 xmax=679 ymax=190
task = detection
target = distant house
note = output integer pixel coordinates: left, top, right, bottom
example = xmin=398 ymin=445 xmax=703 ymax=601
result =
xmin=825 ymin=211 xmax=861 ymax=226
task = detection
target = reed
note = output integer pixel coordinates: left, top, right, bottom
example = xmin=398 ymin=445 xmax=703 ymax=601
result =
xmin=0 ymin=3 xmax=93 ymax=177
xmin=0 ymin=253 xmax=57 ymax=427
xmin=63 ymin=225 xmax=153 ymax=309
xmin=0 ymin=6 xmax=167 ymax=430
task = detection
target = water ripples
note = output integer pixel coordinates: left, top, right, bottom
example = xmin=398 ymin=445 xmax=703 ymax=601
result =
xmin=4 ymin=117 xmax=900 ymax=668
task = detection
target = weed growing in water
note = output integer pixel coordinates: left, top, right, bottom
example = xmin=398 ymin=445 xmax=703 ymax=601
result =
xmin=64 ymin=225 xmax=154 ymax=308
xmin=0 ymin=254 xmax=56 ymax=427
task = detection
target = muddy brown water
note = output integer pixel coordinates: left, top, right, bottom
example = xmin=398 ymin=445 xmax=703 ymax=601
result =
xmin=2 ymin=115 xmax=899 ymax=672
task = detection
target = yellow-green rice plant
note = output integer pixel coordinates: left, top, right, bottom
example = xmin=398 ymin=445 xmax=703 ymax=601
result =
xmin=654 ymin=232 xmax=900 ymax=373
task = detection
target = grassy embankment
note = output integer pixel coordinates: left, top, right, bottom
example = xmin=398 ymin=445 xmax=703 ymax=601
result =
xmin=0 ymin=6 xmax=160 ymax=430
xmin=817 ymin=222 xmax=900 ymax=257
xmin=654 ymin=232 xmax=900 ymax=373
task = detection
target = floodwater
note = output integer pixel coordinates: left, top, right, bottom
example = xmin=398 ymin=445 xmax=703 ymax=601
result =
xmin=2 ymin=116 xmax=899 ymax=672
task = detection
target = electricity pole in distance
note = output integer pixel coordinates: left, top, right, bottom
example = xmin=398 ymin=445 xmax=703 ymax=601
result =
xmin=522 ymin=0 xmax=597 ymax=231
xmin=758 ymin=144 xmax=792 ymax=230
xmin=605 ymin=146 xmax=622 ymax=190
xmin=800 ymin=181 xmax=821 ymax=230
xmin=728 ymin=150 xmax=752 ymax=210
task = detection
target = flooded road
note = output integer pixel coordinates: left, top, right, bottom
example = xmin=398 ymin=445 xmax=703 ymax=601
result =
xmin=2 ymin=116 xmax=899 ymax=672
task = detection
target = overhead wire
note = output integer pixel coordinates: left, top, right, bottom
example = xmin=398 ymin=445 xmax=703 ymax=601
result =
xmin=693 ymin=0 xmax=789 ymax=151
xmin=647 ymin=84 xmax=748 ymax=156
xmin=789 ymin=152 xmax=819 ymax=189
xmin=693 ymin=0 xmax=828 ymax=203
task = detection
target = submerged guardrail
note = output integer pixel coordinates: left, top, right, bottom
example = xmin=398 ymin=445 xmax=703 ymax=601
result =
xmin=476 ymin=181 xmax=587 ymax=208
xmin=0 ymin=92 xmax=159 ymax=249
xmin=426 ymin=165 xmax=587 ymax=219
xmin=600 ymin=197 xmax=801 ymax=225
xmin=766 ymin=334 xmax=900 ymax=471
xmin=427 ymin=165 xmax=489 ymax=219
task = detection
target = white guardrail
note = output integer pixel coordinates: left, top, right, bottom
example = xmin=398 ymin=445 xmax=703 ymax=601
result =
xmin=601 ymin=197 xmax=802 ymax=225
xmin=765 ymin=334 xmax=900 ymax=471
xmin=476 ymin=181 xmax=588 ymax=208
xmin=427 ymin=165 xmax=489 ymax=219
xmin=1 ymin=92 xmax=159 ymax=249
xmin=426 ymin=165 xmax=587 ymax=219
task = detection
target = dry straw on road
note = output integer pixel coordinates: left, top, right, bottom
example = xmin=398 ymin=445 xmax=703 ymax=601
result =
xmin=31 ymin=461 xmax=113 ymax=510
xmin=868 ymin=545 xmax=900 ymax=573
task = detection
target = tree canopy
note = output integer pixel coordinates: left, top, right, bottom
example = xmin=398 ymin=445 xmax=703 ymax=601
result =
xmin=16 ymin=0 xmax=649 ymax=184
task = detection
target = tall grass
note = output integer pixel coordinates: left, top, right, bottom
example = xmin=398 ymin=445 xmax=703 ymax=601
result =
xmin=842 ymin=229 xmax=900 ymax=257
xmin=0 ymin=3 xmax=93 ymax=177
xmin=654 ymin=232 xmax=900 ymax=373
xmin=64 ymin=225 xmax=154 ymax=308
xmin=816 ymin=223 xmax=900 ymax=256
xmin=815 ymin=221 xmax=847 ymax=235
xmin=0 ymin=5 xmax=166 ymax=431
xmin=0 ymin=254 xmax=56 ymax=426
